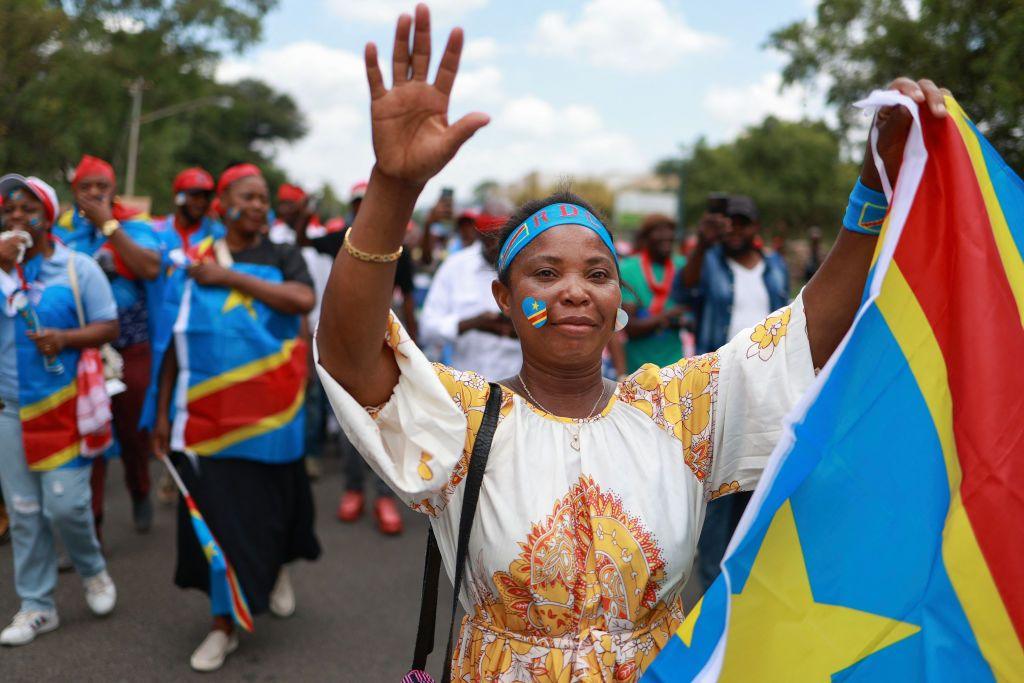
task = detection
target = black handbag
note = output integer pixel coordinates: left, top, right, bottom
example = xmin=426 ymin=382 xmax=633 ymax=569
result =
xmin=403 ymin=383 xmax=502 ymax=683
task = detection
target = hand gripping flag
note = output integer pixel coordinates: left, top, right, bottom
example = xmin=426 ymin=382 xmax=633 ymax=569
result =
xmin=159 ymin=455 xmax=254 ymax=632
xmin=644 ymin=92 xmax=1024 ymax=681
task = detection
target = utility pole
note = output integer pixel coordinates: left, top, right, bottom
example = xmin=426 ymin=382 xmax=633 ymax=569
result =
xmin=125 ymin=78 xmax=145 ymax=197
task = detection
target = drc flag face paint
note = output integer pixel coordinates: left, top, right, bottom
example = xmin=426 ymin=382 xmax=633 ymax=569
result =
xmin=522 ymin=297 xmax=548 ymax=328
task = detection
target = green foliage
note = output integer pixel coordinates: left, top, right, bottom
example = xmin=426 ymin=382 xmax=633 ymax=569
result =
xmin=662 ymin=117 xmax=859 ymax=236
xmin=769 ymin=0 xmax=1024 ymax=170
xmin=0 ymin=0 xmax=305 ymax=213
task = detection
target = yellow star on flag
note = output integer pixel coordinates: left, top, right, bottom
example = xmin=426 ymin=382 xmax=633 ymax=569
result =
xmin=222 ymin=289 xmax=256 ymax=318
xmin=718 ymin=501 xmax=920 ymax=681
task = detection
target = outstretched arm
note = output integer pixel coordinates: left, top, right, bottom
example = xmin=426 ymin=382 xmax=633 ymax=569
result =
xmin=317 ymin=4 xmax=489 ymax=407
xmin=802 ymin=77 xmax=948 ymax=369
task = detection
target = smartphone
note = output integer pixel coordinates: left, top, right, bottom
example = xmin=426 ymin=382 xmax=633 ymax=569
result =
xmin=707 ymin=193 xmax=729 ymax=215
xmin=440 ymin=187 xmax=454 ymax=203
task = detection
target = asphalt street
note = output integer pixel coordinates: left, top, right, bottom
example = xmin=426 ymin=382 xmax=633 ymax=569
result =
xmin=0 ymin=450 xmax=454 ymax=681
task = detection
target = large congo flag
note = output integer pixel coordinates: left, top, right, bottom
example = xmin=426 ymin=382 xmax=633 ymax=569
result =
xmin=166 ymin=242 xmax=307 ymax=462
xmin=645 ymin=92 xmax=1024 ymax=681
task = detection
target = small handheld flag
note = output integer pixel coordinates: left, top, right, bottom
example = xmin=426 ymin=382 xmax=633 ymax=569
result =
xmin=159 ymin=455 xmax=254 ymax=632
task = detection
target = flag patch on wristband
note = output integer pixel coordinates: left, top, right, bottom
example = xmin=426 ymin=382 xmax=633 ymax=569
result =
xmin=858 ymin=201 xmax=888 ymax=231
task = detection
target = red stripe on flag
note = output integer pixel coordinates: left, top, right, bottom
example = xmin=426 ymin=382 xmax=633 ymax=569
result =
xmin=894 ymin=113 xmax=1024 ymax=642
xmin=21 ymin=397 xmax=79 ymax=467
xmin=184 ymin=340 xmax=307 ymax=447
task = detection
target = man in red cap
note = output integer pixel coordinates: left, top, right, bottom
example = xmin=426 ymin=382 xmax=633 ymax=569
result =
xmin=53 ymin=154 xmax=163 ymax=536
xmin=153 ymin=167 xmax=222 ymax=259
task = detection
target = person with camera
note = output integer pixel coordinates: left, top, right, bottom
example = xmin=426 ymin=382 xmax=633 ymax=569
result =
xmin=672 ymin=194 xmax=790 ymax=592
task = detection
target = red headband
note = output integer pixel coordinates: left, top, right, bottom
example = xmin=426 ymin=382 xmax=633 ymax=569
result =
xmin=277 ymin=183 xmax=306 ymax=203
xmin=216 ymin=163 xmax=262 ymax=196
xmin=173 ymin=167 xmax=214 ymax=194
xmin=72 ymin=154 xmax=115 ymax=187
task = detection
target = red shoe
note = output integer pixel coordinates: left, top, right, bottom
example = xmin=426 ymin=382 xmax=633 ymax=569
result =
xmin=337 ymin=491 xmax=365 ymax=522
xmin=374 ymin=497 xmax=403 ymax=535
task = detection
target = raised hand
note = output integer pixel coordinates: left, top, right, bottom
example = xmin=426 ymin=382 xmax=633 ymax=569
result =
xmin=364 ymin=4 xmax=489 ymax=186
xmin=867 ymin=77 xmax=950 ymax=188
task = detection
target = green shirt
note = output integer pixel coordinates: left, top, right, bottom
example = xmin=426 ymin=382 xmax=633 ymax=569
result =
xmin=619 ymin=253 xmax=687 ymax=372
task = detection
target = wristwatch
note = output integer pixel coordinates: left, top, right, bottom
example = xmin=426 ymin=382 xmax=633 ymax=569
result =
xmin=100 ymin=219 xmax=121 ymax=237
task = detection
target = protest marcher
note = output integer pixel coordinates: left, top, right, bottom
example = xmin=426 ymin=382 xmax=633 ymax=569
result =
xmin=420 ymin=223 xmax=522 ymax=380
xmin=619 ymin=213 xmax=687 ymax=372
xmin=314 ymin=7 xmax=949 ymax=679
xmin=150 ymin=163 xmax=320 ymax=671
xmin=149 ymin=167 xmax=223 ymax=504
xmin=54 ymin=155 xmax=162 ymax=536
xmin=804 ymin=226 xmax=824 ymax=283
xmin=269 ymin=182 xmax=336 ymax=480
xmin=673 ymin=194 xmax=791 ymax=590
xmin=0 ymin=175 xmax=119 ymax=646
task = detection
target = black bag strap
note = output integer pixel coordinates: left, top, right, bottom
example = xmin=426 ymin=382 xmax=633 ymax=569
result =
xmin=409 ymin=383 xmax=503 ymax=682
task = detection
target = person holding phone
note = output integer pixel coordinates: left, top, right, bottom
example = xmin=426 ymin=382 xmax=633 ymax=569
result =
xmin=672 ymin=193 xmax=790 ymax=592
xmin=54 ymin=155 xmax=163 ymax=538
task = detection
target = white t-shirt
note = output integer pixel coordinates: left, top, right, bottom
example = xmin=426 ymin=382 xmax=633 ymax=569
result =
xmin=727 ymin=257 xmax=771 ymax=341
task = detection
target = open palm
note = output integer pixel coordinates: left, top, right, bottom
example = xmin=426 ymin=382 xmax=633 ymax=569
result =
xmin=365 ymin=4 xmax=489 ymax=186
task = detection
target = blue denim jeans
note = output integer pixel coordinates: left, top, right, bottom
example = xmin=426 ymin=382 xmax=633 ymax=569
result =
xmin=696 ymin=491 xmax=751 ymax=591
xmin=0 ymin=399 xmax=106 ymax=612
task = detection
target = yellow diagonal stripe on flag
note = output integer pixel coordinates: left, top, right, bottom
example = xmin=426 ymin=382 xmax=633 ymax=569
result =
xmin=190 ymin=381 xmax=306 ymax=456
xmin=19 ymin=382 xmax=77 ymax=422
xmin=187 ymin=339 xmax=297 ymax=402
xmin=28 ymin=442 xmax=81 ymax=472
xmin=878 ymin=264 xmax=1023 ymax=679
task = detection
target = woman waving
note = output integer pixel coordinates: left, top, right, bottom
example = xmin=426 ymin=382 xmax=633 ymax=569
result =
xmin=316 ymin=5 xmax=949 ymax=680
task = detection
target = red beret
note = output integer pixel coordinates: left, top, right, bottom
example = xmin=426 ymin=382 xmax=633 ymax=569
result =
xmin=72 ymin=154 xmax=115 ymax=187
xmin=277 ymin=183 xmax=306 ymax=203
xmin=216 ymin=163 xmax=262 ymax=196
xmin=173 ymin=167 xmax=214 ymax=194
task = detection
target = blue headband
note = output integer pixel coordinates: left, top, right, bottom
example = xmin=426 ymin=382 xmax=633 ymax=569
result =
xmin=497 ymin=203 xmax=617 ymax=274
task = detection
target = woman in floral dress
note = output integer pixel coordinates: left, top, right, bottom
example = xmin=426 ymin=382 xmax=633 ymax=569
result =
xmin=315 ymin=5 xmax=951 ymax=680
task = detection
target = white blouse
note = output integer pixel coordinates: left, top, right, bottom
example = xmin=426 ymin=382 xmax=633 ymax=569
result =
xmin=317 ymin=295 xmax=814 ymax=682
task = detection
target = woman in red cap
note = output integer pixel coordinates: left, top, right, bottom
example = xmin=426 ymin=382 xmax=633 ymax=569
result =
xmin=0 ymin=174 xmax=119 ymax=646
xmin=53 ymin=154 xmax=163 ymax=537
xmin=150 ymin=163 xmax=320 ymax=671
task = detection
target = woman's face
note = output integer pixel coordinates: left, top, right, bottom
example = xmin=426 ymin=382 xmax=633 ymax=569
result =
xmin=494 ymin=225 xmax=620 ymax=369
xmin=224 ymin=176 xmax=269 ymax=236
xmin=1 ymin=189 xmax=49 ymax=242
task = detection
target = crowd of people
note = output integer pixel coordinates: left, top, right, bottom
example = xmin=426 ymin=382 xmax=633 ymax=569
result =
xmin=0 ymin=4 xmax=952 ymax=680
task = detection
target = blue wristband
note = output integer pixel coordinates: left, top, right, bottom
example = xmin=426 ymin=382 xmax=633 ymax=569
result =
xmin=843 ymin=179 xmax=888 ymax=235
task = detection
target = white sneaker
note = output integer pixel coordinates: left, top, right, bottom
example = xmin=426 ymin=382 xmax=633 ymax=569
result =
xmin=0 ymin=610 xmax=59 ymax=646
xmin=83 ymin=570 xmax=117 ymax=616
xmin=269 ymin=567 xmax=295 ymax=618
xmin=190 ymin=629 xmax=238 ymax=672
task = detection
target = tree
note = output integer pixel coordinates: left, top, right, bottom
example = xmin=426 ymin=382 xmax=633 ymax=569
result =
xmin=769 ymin=0 xmax=1024 ymax=170
xmin=0 ymin=0 xmax=304 ymax=212
xmin=660 ymin=117 xmax=859 ymax=236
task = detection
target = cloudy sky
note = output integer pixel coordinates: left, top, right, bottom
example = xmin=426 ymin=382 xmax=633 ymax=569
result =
xmin=219 ymin=0 xmax=830 ymax=204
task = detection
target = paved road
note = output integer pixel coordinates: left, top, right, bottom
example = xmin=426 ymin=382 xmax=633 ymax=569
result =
xmin=0 ymin=450 xmax=455 ymax=681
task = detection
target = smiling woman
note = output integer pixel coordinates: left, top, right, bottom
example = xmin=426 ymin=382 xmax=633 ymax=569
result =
xmin=314 ymin=4 xmax=952 ymax=680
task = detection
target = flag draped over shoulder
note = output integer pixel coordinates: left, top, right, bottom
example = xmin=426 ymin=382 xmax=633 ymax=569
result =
xmin=166 ymin=240 xmax=307 ymax=462
xmin=644 ymin=92 xmax=1023 ymax=681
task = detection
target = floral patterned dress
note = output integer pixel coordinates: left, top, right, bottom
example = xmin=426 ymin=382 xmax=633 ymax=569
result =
xmin=317 ymin=296 xmax=814 ymax=682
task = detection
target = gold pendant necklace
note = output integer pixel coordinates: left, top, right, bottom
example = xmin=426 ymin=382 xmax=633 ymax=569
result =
xmin=517 ymin=374 xmax=608 ymax=452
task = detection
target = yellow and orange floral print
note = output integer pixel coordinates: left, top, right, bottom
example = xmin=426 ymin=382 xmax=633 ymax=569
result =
xmin=450 ymin=476 xmax=683 ymax=682
xmin=619 ymin=353 xmax=719 ymax=485
xmin=746 ymin=307 xmax=792 ymax=361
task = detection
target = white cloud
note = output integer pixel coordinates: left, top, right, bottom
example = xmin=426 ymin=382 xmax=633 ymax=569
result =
xmin=218 ymin=42 xmax=372 ymax=193
xmin=325 ymin=0 xmax=487 ymax=24
xmin=534 ymin=0 xmax=723 ymax=73
xmin=462 ymin=36 xmax=498 ymax=63
xmin=702 ymin=72 xmax=830 ymax=139
xmin=217 ymin=37 xmax=644 ymax=205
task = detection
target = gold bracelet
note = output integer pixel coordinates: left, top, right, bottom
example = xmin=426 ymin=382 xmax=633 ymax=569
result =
xmin=343 ymin=230 xmax=403 ymax=263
